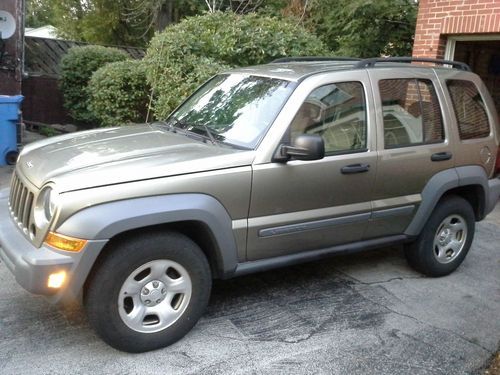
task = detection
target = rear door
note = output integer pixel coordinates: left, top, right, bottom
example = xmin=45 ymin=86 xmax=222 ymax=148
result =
xmin=365 ymin=68 xmax=455 ymax=238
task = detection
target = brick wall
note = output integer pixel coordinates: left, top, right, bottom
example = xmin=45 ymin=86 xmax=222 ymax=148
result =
xmin=413 ymin=0 xmax=500 ymax=59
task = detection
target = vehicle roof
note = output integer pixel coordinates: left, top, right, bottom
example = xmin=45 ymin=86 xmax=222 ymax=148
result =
xmin=226 ymin=60 xmax=470 ymax=82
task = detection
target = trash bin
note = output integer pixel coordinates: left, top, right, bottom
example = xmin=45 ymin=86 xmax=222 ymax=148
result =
xmin=0 ymin=95 xmax=23 ymax=166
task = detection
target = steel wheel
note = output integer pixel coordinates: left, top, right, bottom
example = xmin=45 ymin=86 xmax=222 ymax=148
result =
xmin=84 ymin=231 xmax=211 ymax=352
xmin=118 ymin=259 xmax=192 ymax=333
xmin=404 ymin=195 xmax=475 ymax=277
xmin=432 ymin=214 xmax=468 ymax=264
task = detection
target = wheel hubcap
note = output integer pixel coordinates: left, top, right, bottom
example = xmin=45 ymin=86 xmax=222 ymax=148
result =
xmin=432 ymin=214 xmax=468 ymax=264
xmin=118 ymin=259 xmax=192 ymax=333
xmin=140 ymin=280 xmax=167 ymax=307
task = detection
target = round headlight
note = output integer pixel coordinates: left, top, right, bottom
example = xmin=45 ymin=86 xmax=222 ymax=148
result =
xmin=34 ymin=186 xmax=59 ymax=228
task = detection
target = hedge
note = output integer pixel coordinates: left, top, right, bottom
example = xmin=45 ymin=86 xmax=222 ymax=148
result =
xmin=60 ymin=45 xmax=129 ymax=124
xmin=144 ymin=12 xmax=330 ymax=118
xmin=89 ymin=60 xmax=150 ymax=127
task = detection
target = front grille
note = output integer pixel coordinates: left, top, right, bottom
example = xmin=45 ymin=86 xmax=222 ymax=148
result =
xmin=9 ymin=173 xmax=35 ymax=233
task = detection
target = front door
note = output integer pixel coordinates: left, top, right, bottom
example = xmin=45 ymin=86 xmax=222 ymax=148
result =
xmin=247 ymin=73 xmax=377 ymax=261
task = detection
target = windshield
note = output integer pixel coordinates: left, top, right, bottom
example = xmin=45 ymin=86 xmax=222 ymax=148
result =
xmin=166 ymin=74 xmax=297 ymax=149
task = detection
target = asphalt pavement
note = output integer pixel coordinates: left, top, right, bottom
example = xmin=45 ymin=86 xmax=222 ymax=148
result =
xmin=0 ymin=160 xmax=499 ymax=374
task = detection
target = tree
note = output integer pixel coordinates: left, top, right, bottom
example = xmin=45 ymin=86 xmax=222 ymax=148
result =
xmin=25 ymin=0 xmax=56 ymax=28
xmin=307 ymin=0 xmax=418 ymax=57
xmin=25 ymin=0 xmax=206 ymax=47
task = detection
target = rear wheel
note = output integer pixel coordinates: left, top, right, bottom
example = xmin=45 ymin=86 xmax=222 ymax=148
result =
xmin=84 ymin=231 xmax=211 ymax=352
xmin=405 ymin=196 xmax=475 ymax=277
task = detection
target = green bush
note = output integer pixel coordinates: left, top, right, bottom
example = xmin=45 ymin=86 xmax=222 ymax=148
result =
xmin=89 ymin=60 xmax=151 ymax=127
xmin=60 ymin=45 xmax=129 ymax=124
xmin=144 ymin=11 xmax=329 ymax=118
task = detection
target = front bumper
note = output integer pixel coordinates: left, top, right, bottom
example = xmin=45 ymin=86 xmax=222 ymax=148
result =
xmin=0 ymin=188 xmax=107 ymax=302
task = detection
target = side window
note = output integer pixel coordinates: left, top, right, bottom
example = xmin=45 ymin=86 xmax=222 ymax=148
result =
xmin=379 ymin=79 xmax=444 ymax=148
xmin=290 ymin=82 xmax=367 ymax=155
xmin=447 ymin=80 xmax=490 ymax=140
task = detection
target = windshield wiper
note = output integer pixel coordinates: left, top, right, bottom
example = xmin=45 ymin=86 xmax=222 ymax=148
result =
xmin=165 ymin=116 xmax=219 ymax=146
xmin=195 ymin=123 xmax=218 ymax=146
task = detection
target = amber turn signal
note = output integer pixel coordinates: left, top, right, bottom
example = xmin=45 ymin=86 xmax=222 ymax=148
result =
xmin=45 ymin=232 xmax=87 ymax=252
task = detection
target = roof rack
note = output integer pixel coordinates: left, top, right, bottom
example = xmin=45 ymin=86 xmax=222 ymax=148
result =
xmin=354 ymin=57 xmax=471 ymax=72
xmin=271 ymin=56 xmax=361 ymax=63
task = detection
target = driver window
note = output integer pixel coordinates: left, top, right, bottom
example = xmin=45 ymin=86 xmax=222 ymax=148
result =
xmin=290 ymin=82 xmax=367 ymax=155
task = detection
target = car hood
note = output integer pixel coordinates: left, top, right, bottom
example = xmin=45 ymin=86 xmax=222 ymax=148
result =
xmin=18 ymin=124 xmax=254 ymax=191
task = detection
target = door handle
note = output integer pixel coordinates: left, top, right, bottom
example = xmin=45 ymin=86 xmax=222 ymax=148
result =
xmin=431 ymin=152 xmax=452 ymax=161
xmin=341 ymin=163 xmax=370 ymax=174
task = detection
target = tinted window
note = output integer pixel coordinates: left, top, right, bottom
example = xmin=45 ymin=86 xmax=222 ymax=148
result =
xmin=379 ymin=79 xmax=444 ymax=148
xmin=447 ymin=80 xmax=490 ymax=140
xmin=291 ymin=82 xmax=367 ymax=155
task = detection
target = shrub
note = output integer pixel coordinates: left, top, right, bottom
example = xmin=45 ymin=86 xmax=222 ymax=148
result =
xmin=144 ymin=11 xmax=329 ymax=118
xmin=89 ymin=60 xmax=151 ymax=127
xmin=60 ymin=45 xmax=129 ymax=124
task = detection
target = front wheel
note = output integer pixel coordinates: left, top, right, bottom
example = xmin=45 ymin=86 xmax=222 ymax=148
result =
xmin=84 ymin=231 xmax=211 ymax=352
xmin=404 ymin=196 xmax=475 ymax=277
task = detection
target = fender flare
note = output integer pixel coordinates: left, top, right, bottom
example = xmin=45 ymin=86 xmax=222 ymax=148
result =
xmin=56 ymin=193 xmax=239 ymax=276
xmin=405 ymin=166 xmax=488 ymax=236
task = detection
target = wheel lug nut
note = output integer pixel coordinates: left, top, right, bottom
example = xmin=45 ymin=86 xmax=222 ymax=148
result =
xmin=143 ymin=288 xmax=149 ymax=295
xmin=161 ymin=288 xmax=166 ymax=294
xmin=156 ymin=299 xmax=161 ymax=304
xmin=153 ymin=281 xmax=159 ymax=288
xmin=145 ymin=300 xmax=151 ymax=305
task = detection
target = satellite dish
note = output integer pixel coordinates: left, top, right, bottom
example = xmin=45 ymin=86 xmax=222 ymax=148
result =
xmin=0 ymin=10 xmax=16 ymax=40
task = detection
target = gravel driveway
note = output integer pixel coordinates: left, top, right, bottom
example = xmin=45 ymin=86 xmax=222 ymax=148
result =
xmin=0 ymin=165 xmax=499 ymax=375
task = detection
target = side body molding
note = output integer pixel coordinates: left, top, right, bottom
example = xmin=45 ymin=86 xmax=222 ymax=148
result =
xmin=405 ymin=166 xmax=490 ymax=236
xmin=56 ymin=194 xmax=239 ymax=276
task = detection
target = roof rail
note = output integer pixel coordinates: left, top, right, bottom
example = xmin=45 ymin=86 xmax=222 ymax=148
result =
xmin=354 ymin=57 xmax=471 ymax=71
xmin=271 ymin=56 xmax=361 ymax=63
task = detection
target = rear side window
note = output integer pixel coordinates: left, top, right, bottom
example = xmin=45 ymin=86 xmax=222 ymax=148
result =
xmin=447 ymin=80 xmax=490 ymax=140
xmin=379 ymin=79 xmax=444 ymax=148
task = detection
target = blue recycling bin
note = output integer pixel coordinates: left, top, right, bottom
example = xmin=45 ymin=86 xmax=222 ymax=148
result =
xmin=0 ymin=95 xmax=23 ymax=166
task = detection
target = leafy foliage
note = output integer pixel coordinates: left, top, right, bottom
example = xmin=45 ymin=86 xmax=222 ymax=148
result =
xmin=60 ymin=45 xmax=129 ymax=124
xmin=30 ymin=0 xmax=208 ymax=47
xmin=308 ymin=0 xmax=417 ymax=57
xmin=25 ymin=0 xmax=56 ymax=28
xmin=88 ymin=60 xmax=151 ymax=127
xmin=144 ymin=11 xmax=329 ymax=118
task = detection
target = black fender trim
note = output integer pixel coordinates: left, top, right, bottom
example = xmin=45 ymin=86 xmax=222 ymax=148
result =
xmin=405 ymin=166 xmax=490 ymax=236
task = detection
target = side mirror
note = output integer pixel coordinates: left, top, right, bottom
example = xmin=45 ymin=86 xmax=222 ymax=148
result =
xmin=279 ymin=134 xmax=325 ymax=161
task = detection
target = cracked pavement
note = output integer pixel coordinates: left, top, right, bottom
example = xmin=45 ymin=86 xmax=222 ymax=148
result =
xmin=0 ymin=164 xmax=499 ymax=374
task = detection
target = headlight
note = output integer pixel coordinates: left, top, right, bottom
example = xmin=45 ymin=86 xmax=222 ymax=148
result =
xmin=34 ymin=186 xmax=59 ymax=228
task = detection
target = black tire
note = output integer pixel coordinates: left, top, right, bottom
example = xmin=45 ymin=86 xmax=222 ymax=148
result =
xmin=84 ymin=231 xmax=211 ymax=353
xmin=404 ymin=195 xmax=475 ymax=277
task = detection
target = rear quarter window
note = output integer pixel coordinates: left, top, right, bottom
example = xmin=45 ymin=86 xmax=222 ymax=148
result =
xmin=446 ymin=80 xmax=490 ymax=140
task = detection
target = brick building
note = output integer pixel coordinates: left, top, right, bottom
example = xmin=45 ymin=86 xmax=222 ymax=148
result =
xmin=413 ymin=0 xmax=500 ymax=117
